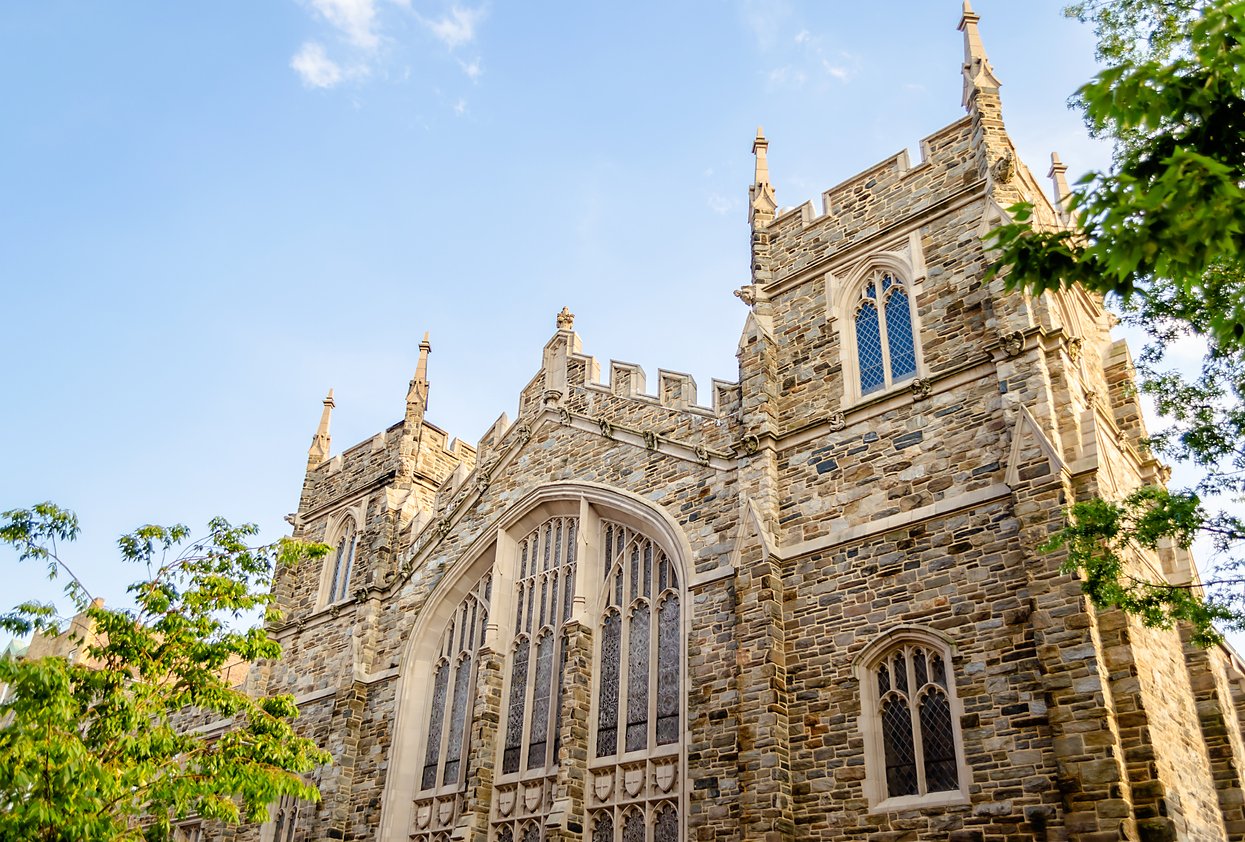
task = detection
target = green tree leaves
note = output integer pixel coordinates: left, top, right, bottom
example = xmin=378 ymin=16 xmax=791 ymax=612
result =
xmin=0 ymin=504 xmax=331 ymax=842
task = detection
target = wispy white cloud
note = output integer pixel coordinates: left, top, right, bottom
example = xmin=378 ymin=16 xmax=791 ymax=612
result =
xmin=291 ymin=42 xmax=344 ymax=88
xmin=794 ymin=29 xmax=811 ymax=45
xmin=707 ymin=193 xmax=739 ymax=215
xmin=823 ymin=59 xmax=851 ymax=82
xmin=767 ymin=65 xmax=807 ymax=88
xmin=290 ymin=1 xmax=489 ymax=93
xmin=421 ymin=5 xmax=486 ymax=49
xmin=308 ymin=0 xmax=379 ymax=50
xmin=453 ymin=97 xmax=468 ymax=115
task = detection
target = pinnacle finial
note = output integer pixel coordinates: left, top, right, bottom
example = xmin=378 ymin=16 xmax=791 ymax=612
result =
xmin=749 ymin=126 xmax=777 ymax=225
xmin=959 ymin=0 xmax=1000 ymax=108
xmin=1048 ymin=152 xmax=1072 ymax=220
xmin=308 ymin=389 xmax=335 ymax=467
xmin=556 ymin=306 xmax=575 ymax=331
xmin=408 ymin=333 xmax=431 ymax=418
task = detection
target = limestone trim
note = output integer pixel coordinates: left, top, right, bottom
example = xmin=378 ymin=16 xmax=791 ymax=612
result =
xmin=853 ymin=627 xmax=970 ymax=812
xmin=775 ymin=483 xmax=1011 ymax=561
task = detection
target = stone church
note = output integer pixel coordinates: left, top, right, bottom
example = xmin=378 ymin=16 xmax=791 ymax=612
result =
xmin=210 ymin=5 xmax=1245 ymax=841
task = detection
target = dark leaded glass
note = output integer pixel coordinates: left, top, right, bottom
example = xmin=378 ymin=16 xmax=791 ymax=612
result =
xmin=592 ymin=813 xmax=613 ymax=842
xmin=497 ymin=829 xmax=513 ymax=842
xmin=913 ymin=648 xmax=927 ymax=689
xmin=856 ymin=301 xmax=885 ymax=394
xmin=654 ymin=804 xmax=678 ymax=842
xmin=626 ymin=603 xmax=651 ymax=752
xmin=421 ymin=662 xmax=449 ymax=790
xmin=656 ymin=595 xmax=680 ymax=745
xmin=442 ymin=657 xmax=471 ymax=785
xmin=893 ymin=652 xmax=908 ymax=693
xmin=920 ymin=689 xmax=959 ymax=793
xmin=877 ymin=662 xmax=889 ymax=696
xmin=597 ymin=611 xmax=621 ymax=757
xmin=527 ymin=635 xmax=554 ymax=770
xmin=643 ymin=543 xmax=652 ymax=598
xmin=613 ymin=570 xmax=623 ymax=607
xmin=622 ymin=811 xmax=644 ymax=842
xmin=885 ymin=287 xmax=917 ymax=381
xmin=882 ymin=695 xmax=917 ymax=797
xmin=522 ymin=822 xmax=541 ymax=842
xmin=503 ymin=640 xmax=529 ymax=774
xmin=931 ymin=654 xmax=946 ymax=689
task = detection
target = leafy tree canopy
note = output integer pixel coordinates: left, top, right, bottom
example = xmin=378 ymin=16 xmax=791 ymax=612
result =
xmin=988 ymin=1 xmax=1245 ymax=645
xmin=0 ymin=503 xmax=331 ymax=842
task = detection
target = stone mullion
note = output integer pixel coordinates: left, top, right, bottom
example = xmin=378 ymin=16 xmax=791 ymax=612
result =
xmin=546 ymin=620 xmax=593 ymax=842
xmin=1182 ymin=629 xmax=1245 ymax=839
xmin=459 ymin=646 xmax=504 ymax=842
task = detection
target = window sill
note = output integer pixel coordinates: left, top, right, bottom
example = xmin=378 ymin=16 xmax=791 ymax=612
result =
xmin=868 ymin=790 xmax=969 ymax=815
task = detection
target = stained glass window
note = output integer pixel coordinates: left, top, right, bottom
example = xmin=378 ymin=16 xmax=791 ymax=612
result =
xmin=501 ymin=516 xmax=578 ymax=776
xmin=442 ymin=657 xmax=471 ymax=784
xmin=622 ymin=811 xmax=645 ymax=842
xmin=853 ymin=272 xmax=919 ymax=396
xmin=421 ymin=663 xmax=448 ymax=789
xmin=592 ymin=813 xmax=613 ymax=842
xmin=597 ymin=611 xmax=621 ymax=757
xmin=502 ymin=638 xmax=528 ymax=775
xmin=328 ymin=520 xmax=357 ymax=603
xmin=626 ymin=603 xmax=650 ymax=752
xmin=871 ymin=642 xmax=962 ymax=801
xmin=654 ymin=803 xmax=678 ymax=842
xmin=419 ymin=572 xmax=490 ymax=796
xmin=656 ymin=596 xmax=680 ymax=745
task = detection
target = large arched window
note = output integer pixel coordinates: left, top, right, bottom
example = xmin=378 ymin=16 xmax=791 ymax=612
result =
xmin=388 ymin=489 xmax=688 ymax=842
xmin=853 ymin=271 xmax=918 ymax=396
xmin=857 ymin=633 xmax=967 ymax=809
xmin=588 ymin=521 xmax=681 ymax=842
xmin=410 ymin=571 xmax=492 ymax=842
xmin=325 ymin=519 xmax=358 ymax=604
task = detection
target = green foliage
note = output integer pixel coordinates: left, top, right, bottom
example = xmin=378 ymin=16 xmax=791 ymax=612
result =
xmin=987 ymin=1 xmax=1245 ymax=644
xmin=0 ymin=503 xmax=331 ymax=842
xmin=1044 ymin=489 xmax=1244 ymax=646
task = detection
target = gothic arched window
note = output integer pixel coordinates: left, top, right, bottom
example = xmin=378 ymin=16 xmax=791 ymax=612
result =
xmin=854 ymin=271 xmax=918 ymax=396
xmin=411 ymin=571 xmax=491 ymax=842
xmin=859 ymin=635 xmax=966 ymax=808
xmin=326 ymin=519 xmax=358 ymax=604
xmin=391 ymin=495 xmax=686 ymax=842
xmin=588 ymin=521 xmax=681 ymax=840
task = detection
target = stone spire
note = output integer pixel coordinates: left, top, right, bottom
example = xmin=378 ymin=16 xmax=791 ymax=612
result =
xmin=959 ymin=0 xmax=1001 ymax=109
xmin=308 ymin=389 xmax=335 ymax=469
xmin=406 ymin=332 xmax=431 ymax=424
xmin=1048 ymin=152 xmax=1073 ymax=221
xmin=748 ymin=126 xmax=778 ymax=226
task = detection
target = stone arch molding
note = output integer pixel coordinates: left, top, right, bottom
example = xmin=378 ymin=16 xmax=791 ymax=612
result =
xmin=379 ymin=481 xmax=695 ymax=842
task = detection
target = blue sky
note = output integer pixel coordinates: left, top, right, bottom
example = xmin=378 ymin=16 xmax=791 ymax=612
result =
xmin=1 ymin=2 xmax=1114 ymax=622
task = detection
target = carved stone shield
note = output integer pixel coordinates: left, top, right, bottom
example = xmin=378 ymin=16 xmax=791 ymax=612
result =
xmin=497 ymin=787 xmax=516 ymax=817
xmin=623 ymin=767 xmax=644 ymax=797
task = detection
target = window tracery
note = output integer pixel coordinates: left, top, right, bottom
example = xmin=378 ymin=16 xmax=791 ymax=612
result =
xmin=860 ymin=635 xmax=965 ymax=808
xmin=853 ymin=271 xmax=918 ymax=396
xmin=326 ymin=519 xmax=358 ymax=604
xmin=588 ymin=521 xmax=681 ymax=842
xmin=399 ymin=496 xmax=686 ymax=842
xmin=411 ymin=571 xmax=491 ymax=842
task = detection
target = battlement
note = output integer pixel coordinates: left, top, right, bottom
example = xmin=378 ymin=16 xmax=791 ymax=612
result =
xmin=762 ymin=118 xmax=979 ymax=282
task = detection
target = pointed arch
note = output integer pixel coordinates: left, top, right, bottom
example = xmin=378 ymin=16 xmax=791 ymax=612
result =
xmin=834 ymin=251 xmax=927 ymax=403
xmin=380 ymin=482 xmax=692 ymax=841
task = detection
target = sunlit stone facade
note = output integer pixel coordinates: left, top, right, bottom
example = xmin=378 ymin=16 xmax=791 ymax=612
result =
xmin=199 ymin=8 xmax=1245 ymax=842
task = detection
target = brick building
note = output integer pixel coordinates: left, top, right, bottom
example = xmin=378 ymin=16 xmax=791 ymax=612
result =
xmin=216 ymin=5 xmax=1245 ymax=841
